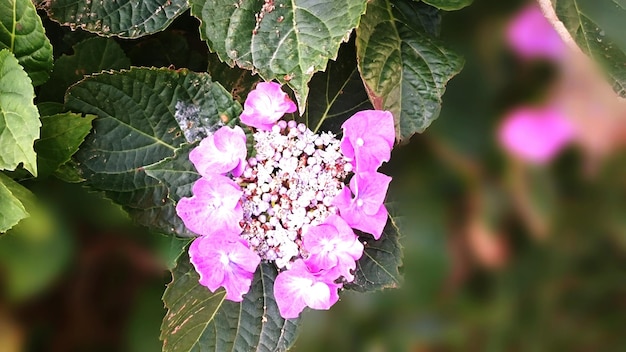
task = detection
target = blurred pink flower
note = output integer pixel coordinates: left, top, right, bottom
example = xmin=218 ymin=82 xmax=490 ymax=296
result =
xmin=340 ymin=110 xmax=395 ymax=172
xmin=506 ymin=4 xmax=565 ymax=60
xmin=239 ymin=82 xmax=297 ymax=130
xmin=333 ymin=171 xmax=391 ymax=239
xmin=176 ymin=176 xmax=243 ymax=236
xmin=189 ymin=232 xmax=260 ymax=302
xmin=498 ymin=106 xmax=575 ymax=164
xmin=274 ymin=259 xmax=341 ymax=319
xmin=302 ymin=214 xmax=364 ymax=282
xmin=189 ymin=125 xmax=247 ymax=177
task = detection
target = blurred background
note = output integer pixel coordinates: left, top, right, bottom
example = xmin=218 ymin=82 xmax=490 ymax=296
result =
xmin=2 ymin=0 xmax=626 ymax=351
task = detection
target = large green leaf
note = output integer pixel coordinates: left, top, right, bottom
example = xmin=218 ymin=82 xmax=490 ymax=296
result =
xmin=145 ymin=144 xmax=200 ymax=203
xmin=553 ymin=0 xmax=626 ymax=96
xmin=421 ymin=0 xmax=474 ymax=11
xmin=356 ymin=0 xmax=464 ymax=139
xmin=35 ymin=112 xmax=95 ymax=178
xmin=0 ymin=172 xmax=29 ymax=233
xmin=67 ymin=68 xmax=241 ymax=236
xmin=161 ymin=257 xmax=300 ymax=352
xmin=191 ymin=0 xmax=369 ymax=113
xmin=0 ymin=49 xmax=40 ymax=176
xmin=39 ymin=37 xmax=131 ymax=103
xmin=0 ymin=0 xmax=53 ymax=86
xmin=302 ymin=39 xmax=373 ymax=134
xmin=345 ymin=212 xmax=403 ymax=292
xmin=42 ymin=0 xmax=189 ymax=38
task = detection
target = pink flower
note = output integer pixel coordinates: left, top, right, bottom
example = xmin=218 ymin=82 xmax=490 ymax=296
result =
xmin=506 ymin=4 xmax=565 ymax=61
xmin=274 ymin=259 xmax=342 ymax=319
xmin=189 ymin=125 xmax=248 ymax=177
xmin=340 ymin=110 xmax=395 ymax=172
xmin=498 ymin=106 xmax=575 ymax=164
xmin=176 ymin=176 xmax=244 ymax=236
xmin=333 ymin=172 xmax=391 ymax=239
xmin=240 ymin=82 xmax=297 ymax=130
xmin=189 ymin=232 xmax=261 ymax=302
xmin=302 ymin=215 xmax=364 ymax=282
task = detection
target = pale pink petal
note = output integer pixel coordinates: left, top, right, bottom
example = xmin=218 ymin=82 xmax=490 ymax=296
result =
xmin=506 ymin=4 xmax=565 ymax=61
xmin=498 ymin=107 xmax=575 ymax=164
xmin=176 ymin=176 xmax=243 ymax=236
xmin=240 ymin=82 xmax=297 ymax=130
xmin=189 ymin=233 xmax=261 ymax=302
xmin=274 ymin=260 xmax=341 ymax=319
xmin=341 ymin=110 xmax=395 ymax=172
xmin=189 ymin=126 xmax=247 ymax=177
xmin=302 ymin=215 xmax=363 ymax=282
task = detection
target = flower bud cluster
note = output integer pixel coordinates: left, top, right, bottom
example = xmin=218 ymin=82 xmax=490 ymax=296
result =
xmin=235 ymin=121 xmax=350 ymax=269
xmin=176 ymin=81 xmax=396 ymax=319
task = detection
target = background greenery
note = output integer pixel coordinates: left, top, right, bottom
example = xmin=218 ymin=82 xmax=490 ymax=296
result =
xmin=1 ymin=0 xmax=625 ymax=351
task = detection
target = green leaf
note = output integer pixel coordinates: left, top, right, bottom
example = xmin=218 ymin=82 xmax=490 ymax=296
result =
xmin=0 ymin=49 xmax=40 ymax=176
xmin=0 ymin=0 xmax=53 ymax=86
xmin=421 ymin=0 xmax=474 ymax=11
xmin=0 ymin=172 xmax=29 ymax=233
xmin=207 ymin=52 xmax=259 ymax=105
xmin=39 ymin=37 xmax=131 ymax=103
xmin=42 ymin=0 xmax=189 ymax=38
xmin=161 ymin=257 xmax=300 ymax=352
xmin=554 ymin=0 xmax=626 ymax=96
xmin=35 ymin=112 xmax=95 ymax=178
xmin=345 ymin=213 xmax=403 ymax=292
xmin=67 ymin=68 xmax=241 ymax=236
xmin=191 ymin=0 xmax=369 ymax=113
xmin=356 ymin=0 xmax=464 ymax=139
xmin=145 ymin=144 xmax=200 ymax=202
xmin=302 ymin=38 xmax=373 ymax=134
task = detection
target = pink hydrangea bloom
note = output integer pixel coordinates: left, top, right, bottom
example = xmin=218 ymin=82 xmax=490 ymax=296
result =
xmin=302 ymin=215 xmax=364 ymax=282
xmin=333 ymin=172 xmax=391 ymax=239
xmin=189 ymin=125 xmax=247 ymax=177
xmin=176 ymin=176 xmax=244 ymax=236
xmin=498 ymin=106 xmax=575 ymax=164
xmin=189 ymin=232 xmax=261 ymax=301
xmin=506 ymin=4 xmax=565 ymax=61
xmin=239 ymin=82 xmax=297 ymax=130
xmin=274 ymin=259 xmax=342 ymax=319
xmin=340 ymin=110 xmax=395 ymax=172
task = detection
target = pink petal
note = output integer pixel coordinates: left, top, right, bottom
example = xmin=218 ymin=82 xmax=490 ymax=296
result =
xmin=240 ymin=82 xmax=297 ymax=130
xmin=189 ymin=233 xmax=261 ymax=302
xmin=189 ymin=126 xmax=248 ymax=177
xmin=274 ymin=260 xmax=340 ymax=319
xmin=506 ymin=4 xmax=565 ymax=61
xmin=498 ymin=107 xmax=575 ymax=164
xmin=349 ymin=172 xmax=392 ymax=215
xmin=176 ymin=176 xmax=243 ymax=236
xmin=341 ymin=110 xmax=395 ymax=172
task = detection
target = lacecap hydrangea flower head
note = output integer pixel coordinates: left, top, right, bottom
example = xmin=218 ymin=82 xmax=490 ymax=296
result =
xmin=176 ymin=81 xmax=395 ymax=318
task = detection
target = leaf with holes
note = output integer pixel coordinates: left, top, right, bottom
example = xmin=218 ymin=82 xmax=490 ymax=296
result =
xmin=302 ymin=39 xmax=373 ymax=134
xmin=42 ymin=0 xmax=189 ymax=38
xmin=67 ymin=68 xmax=241 ymax=236
xmin=357 ymin=0 xmax=464 ymax=139
xmin=161 ymin=256 xmax=300 ymax=352
xmin=0 ymin=0 xmax=53 ymax=86
xmin=39 ymin=37 xmax=130 ymax=103
xmin=553 ymin=0 xmax=626 ymax=96
xmin=0 ymin=49 xmax=40 ymax=176
xmin=191 ymin=0 xmax=369 ymax=113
